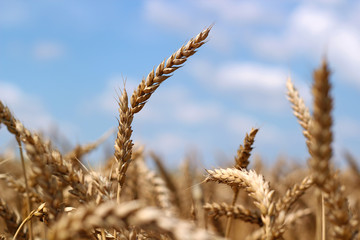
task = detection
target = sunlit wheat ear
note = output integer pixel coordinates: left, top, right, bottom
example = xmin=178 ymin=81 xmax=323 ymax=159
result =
xmin=276 ymin=175 xmax=313 ymax=213
xmin=114 ymin=27 xmax=212 ymax=205
xmin=308 ymin=60 xmax=355 ymax=239
xmin=226 ymin=127 xmax=259 ymax=237
xmin=49 ymin=201 xmax=220 ymax=240
xmin=234 ymin=128 xmax=259 ymax=170
xmin=286 ymin=77 xmax=312 ymax=151
xmin=204 ymin=202 xmax=262 ymax=226
xmin=308 ymin=60 xmax=333 ymax=188
xmin=114 ymin=87 xmax=134 ymax=202
xmin=130 ymin=26 xmax=212 ymax=115
xmin=206 ymin=168 xmax=275 ymax=240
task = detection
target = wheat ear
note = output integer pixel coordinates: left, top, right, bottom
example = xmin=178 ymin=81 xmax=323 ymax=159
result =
xmin=0 ymin=101 xmax=33 ymax=239
xmin=114 ymin=88 xmax=134 ymax=203
xmin=275 ymin=175 xmax=313 ymax=213
xmin=226 ymin=128 xmax=259 ymax=237
xmin=308 ymin=60 xmax=355 ymax=239
xmin=234 ymin=128 xmax=259 ymax=170
xmin=136 ymin=158 xmax=178 ymax=216
xmin=151 ymin=152 xmax=182 ymax=210
xmin=206 ymin=168 xmax=275 ymax=240
xmin=204 ymin=202 xmax=262 ymax=226
xmin=114 ymin=27 xmax=212 ymax=202
xmin=49 ymin=201 xmax=220 ymax=240
xmin=130 ymin=26 xmax=212 ymax=115
xmin=286 ymin=78 xmax=312 ymax=149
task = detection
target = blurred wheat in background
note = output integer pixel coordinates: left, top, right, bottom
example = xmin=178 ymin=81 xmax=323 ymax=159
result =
xmin=1 ymin=24 xmax=360 ymax=240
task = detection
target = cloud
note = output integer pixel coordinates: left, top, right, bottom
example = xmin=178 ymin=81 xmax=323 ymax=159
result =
xmin=189 ymin=59 xmax=288 ymax=91
xmin=195 ymin=0 xmax=266 ymax=24
xmin=188 ymin=59 xmax=307 ymax=112
xmin=0 ymin=2 xmax=29 ymax=28
xmin=216 ymin=62 xmax=286 ymax=91
xmin=250 ymin=3 xmax=360 ymax=89
xmin=143 ymin=0 xmax=196 ymax=33
xmin=138 ymin=132 xmax=189 ymax=158
xmin=0 ymin=81 xmax=54 ymax=131
xmin=33 ymin=42 xmax=65 ymax=61
xmin=329 ymin=27 xmax=360 ymax=87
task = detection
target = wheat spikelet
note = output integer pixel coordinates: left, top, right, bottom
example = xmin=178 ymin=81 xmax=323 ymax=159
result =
xmin=0 ymin=101 xmax=19 ymax=137
xmin=204 ymin=202 xmax=262 ymax=226
xmin=13 ymin=203 xmax=47 ymax=240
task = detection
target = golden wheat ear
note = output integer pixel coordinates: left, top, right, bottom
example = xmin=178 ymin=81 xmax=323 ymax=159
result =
xmin=308 ymin=60 xmax=356 ymax=239
xmin=114 ymin=27 xmax=212 ymax=203
xmin=286 ymin=77 xmax=312 ymax=150
xmin=130 ymin=26 xmax=212 ymax=115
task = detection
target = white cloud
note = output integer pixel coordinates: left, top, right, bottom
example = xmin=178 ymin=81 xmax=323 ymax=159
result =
xmin=226 ymin=114 xmax=259 ymax=136
xmin=140 ymin=132 xmax=188 ymax=157
xmin=188 ymin=59 xmax=298 ymax=112
xmin=290 ymin=6 xmax=336 ymax=36
xmin=33 ymin=42 xmax=65 ymax=61
xmin=0 ymin=81 xmax=54 ymax=131
xmin=250 ymin=3 xmax=360 ymax=89
xmin=335 ymin=117 xmax=360 ymax=141
xmin=196 ymin=0 xmax=264 ymax=23
xmin=143 ymin=0 xmax=196 ymax=33
xmin=190 ymin=59 xmax=288 ymax=92
xmin=0 ymin=2 xmax=28 ymax=27
xmin=217 ymin=62 xmax=286 ymax=91
xmin=329 ymin=28 xmax=360 ymax=87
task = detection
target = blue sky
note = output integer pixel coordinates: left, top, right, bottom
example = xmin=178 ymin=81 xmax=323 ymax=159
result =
xmin=1 ymin=0 xmax=360 ymax=168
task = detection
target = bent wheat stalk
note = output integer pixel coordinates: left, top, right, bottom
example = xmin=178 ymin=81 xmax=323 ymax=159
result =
xmin=114 ymin=26 xmax=212 ymax=202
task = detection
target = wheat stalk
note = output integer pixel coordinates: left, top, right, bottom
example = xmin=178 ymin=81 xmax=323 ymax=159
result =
xmin=114 ymin=27 xmax=212 ymax=203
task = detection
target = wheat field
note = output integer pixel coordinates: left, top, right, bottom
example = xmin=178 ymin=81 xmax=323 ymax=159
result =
xmin=1 ymin=26 xmax=359 ymax=240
